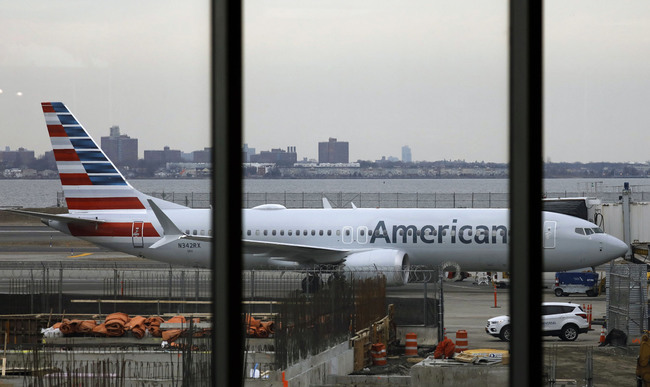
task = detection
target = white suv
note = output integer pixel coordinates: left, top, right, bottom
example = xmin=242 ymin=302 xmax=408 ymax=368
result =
xmin=485 ymin=302 xmax=589 ymax=342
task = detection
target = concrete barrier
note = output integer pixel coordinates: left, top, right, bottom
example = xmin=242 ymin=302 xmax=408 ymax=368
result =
xmin=410 ymin=359 xmax=508 ymax=386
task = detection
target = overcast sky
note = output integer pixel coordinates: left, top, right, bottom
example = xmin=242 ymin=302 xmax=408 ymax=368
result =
xmin=2 ymin=1 xmax=650 ymax=163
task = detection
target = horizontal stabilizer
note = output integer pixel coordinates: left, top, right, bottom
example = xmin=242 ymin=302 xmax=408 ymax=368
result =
xmin=3 ymin=209 xmax=105 ymax=224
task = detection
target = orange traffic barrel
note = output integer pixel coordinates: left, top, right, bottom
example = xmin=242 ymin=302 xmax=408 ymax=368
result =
xmin=371 ymin=343 xmax=387 ymax=366
xmin=455 ymin=330 xmax=468 ymax=353
xmin=405 ymin=332 xmax=418 ymax=356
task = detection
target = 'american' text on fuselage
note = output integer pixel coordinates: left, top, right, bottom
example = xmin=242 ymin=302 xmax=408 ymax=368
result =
xmin=369 ymin=220 xmax=508 ymax=245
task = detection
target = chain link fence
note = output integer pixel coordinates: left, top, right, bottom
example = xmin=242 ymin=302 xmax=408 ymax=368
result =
xmin=54 ymin=190 xmax=650 ymax=209
xmin=606 ymin=263 xmax=648 ymax=344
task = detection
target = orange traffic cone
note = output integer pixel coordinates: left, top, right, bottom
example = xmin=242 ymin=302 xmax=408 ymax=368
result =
xmin=599 ymin=326 xmax=606 ymax=344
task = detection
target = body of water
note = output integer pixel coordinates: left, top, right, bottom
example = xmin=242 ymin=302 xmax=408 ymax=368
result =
xmin=2 ymin=177 xmax=649 ymax=208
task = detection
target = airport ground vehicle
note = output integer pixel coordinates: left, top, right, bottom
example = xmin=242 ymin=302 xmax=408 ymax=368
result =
xmin=485 ymin=302 xmax=589 ymax=342
xmin=554 ymin=272 xmax=599 ymax=297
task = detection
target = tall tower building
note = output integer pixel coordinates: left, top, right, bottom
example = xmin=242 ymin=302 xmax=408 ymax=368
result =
xmin=318 ymin=137 xmax=349 ymax=163
xmin=101 ymin=126 xmax=138 ymax=166
xmin=402 ymin=146 xmax=412 ymax=163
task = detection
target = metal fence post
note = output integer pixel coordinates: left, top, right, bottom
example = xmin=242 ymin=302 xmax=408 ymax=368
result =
xmin=180 ymin=270 xmax=186 ymax=314
xmin=168 ymin=266 xmax=173 ymax=313
xmin=59 ymin=263 xmax=63 ymax=314
xmin=251 ymin=270 xmax=255 ymax=301
xmin=113 ymin=266 xmax=118 ymax=313
xmin=41 ymin=263 xmax=46 ymax=312
xmin=195 ymin=269 xmax=200 ymax=313
xmin=30 ymin=269 xmax=34 ymax=314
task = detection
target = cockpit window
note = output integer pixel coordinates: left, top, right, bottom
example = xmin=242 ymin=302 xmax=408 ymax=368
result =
xmin=575 ymin=228 xmax=585 ymax=235
xmin=592 ymin=227 xmax=604 ymax=234
xmin=584 ymin=228 xmax=594 ymax=235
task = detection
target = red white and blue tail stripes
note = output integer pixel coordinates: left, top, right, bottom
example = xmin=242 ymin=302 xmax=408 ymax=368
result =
xmin=42 ymin=102 xmax=146 ymax=212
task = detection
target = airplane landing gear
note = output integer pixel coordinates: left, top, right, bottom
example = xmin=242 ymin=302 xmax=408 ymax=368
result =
xmin=301 ymin=274 xmax=322 ymax=293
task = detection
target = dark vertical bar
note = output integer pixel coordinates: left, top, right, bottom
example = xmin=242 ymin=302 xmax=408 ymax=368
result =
xmin=213 ymin=0 xmax=243 ymax=386
xmin=509 ymin=1 xmax=543 ymax=386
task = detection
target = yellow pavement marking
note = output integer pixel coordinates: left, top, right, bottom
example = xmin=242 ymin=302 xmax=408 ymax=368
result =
xmin=68 ymin=253 xmax=93 ymax=258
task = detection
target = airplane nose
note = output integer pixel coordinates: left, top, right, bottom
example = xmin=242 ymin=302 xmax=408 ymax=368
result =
xmin=608 ymin=236 xmax=629 ymax=258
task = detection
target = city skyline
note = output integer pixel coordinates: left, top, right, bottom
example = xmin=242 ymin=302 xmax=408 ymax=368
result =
xmin=3 ymin=2 xmax=650 ymax=163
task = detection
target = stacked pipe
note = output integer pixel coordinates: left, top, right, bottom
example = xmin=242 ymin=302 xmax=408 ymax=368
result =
xmin=46 ymin=313 xmax=207 ymax=343
xmin=245 ymin=314 xmax=275 ymax=338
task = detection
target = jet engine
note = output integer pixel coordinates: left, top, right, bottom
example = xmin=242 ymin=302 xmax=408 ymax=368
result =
xmin=342 ymin=250 xmax=410 ymax=286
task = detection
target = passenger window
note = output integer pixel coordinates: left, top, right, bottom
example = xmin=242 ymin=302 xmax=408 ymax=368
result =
xmin=584 ymin=228 xmax=594 ymax=235
xmin=208 ymin=230 xmax=212 ymax=236
xmin=345 ymin=229 xmax=350 ymax=236
xmin=263 ymin=230 xmax=268 ymax=236
xmin=336 ymin=230 xmax=341 ymax=236
xmin=311 ymin=230 xmax=315 ymax=236
xmin=255 ymin=230 xmax=260 ymax=236
xmin=280 ymin=230 xmax=284 ymax=236
xmin=360 ymin=229 xmax=365 ymax=236
xmin=193 ymin=230 xmax=197 ymax=235
xmin=185 ymin=230 xmax=190 ymax=234
xmin=247 ymin=230 xmax=251 ymax=236
xmin=327 ymin=230 xmax=332 ymax=236
xmin=575 ymin=228 xmax=585 ymax=235
xmin=288 ymin=230 xmax=293 ymax=236
xmin=407 ymin=229 xmax=413 ymax=236
xmin=200 ymin=230 xmax=205 ymax=236
xmin=319 ymin=230 xmax=323 ymax=236
xmin=296 ymin=230 xmax=300 ymax=235
xmin=272 ymin=230 xmax=276 ymax=236
xmin=303 ymin=230 xmax=308 ymax=236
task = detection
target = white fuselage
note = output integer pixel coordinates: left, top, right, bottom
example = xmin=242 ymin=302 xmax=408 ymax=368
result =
xmin=242 ymin=207 xmax=628 ymax=272
xmin=48 ymin=206 xmax=627 ymax=272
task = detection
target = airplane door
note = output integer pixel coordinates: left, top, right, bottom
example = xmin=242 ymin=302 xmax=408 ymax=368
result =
xmin=544 ymin=221 xmax=556 ymax=249
xmin=342 ymin=226 xmax=353 ymax=244
xmin=132 ymin=221 xmax=144 ymax=248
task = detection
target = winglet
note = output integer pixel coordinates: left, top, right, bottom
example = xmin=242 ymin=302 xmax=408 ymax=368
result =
xmin=147 ymin=199 xmax=184 ymax=235
xmin=147 ymin=199 xmax=186 ymax=249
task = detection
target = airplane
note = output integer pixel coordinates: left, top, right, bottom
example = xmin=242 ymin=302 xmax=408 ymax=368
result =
xmin=6 ymin=102 xmax=630 ymax=287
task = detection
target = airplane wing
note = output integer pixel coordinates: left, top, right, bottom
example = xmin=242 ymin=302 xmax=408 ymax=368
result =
xmin=3 ymin=209 xmax=105 ymax=224
xmin=243 ymin=239 xmax=357 ymax=264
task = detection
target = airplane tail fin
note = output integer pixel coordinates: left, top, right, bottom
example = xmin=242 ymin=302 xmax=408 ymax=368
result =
xmin=42 ymin=102 xmax=184 ymax=212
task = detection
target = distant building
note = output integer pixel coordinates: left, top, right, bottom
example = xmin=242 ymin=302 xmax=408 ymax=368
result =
xmin=192 ymin=147 xmax=212 ymax=163
xmin=144 ymin=146 xmax=183 ymax=165
xmin=250 ymin=147 xmax=297 ymax=164
xmin=242 ymin=144 xmax=256 ymax=163
xmin=0 ymin=147 xmax=35 ymax=168
xmin=318 ymin=138 xmax=349 ymax=164
xmin=101 ymin=126 xmax=138 ymax=166
xmin=402 ymin=146 xmax=412 ymax=163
